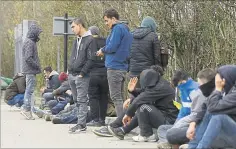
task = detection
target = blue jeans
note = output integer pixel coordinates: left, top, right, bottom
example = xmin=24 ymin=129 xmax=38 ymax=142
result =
xmin=189 ymin=113 xmax=236 ymax=148
xmin=7 ymin=94 xmax=24 ymax=107
xmin=22 ymin=74 xmax=36 ymax=111
xmin=41 ymin=92 xmax=54 ymax=107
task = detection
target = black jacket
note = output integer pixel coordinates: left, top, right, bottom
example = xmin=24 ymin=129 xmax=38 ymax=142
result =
xmin=44 ymin=70 xmax=61 ymax=93
xmin=68 ymin=31 xmax=93 ymax=76
xmin=126 ymin=69 xmax=178 ymax=122
xmin=4 ymin=74 xmax=26 ymax=102
xmin=208 ymin=83 xmax=236 ymax=121
xmin=129 ymin=27 xmax=161 ymax=75
xmin=88 ymin=36 xmax=107 ymax=76
xmin=207 ymin=65 xmax=236 ymax=121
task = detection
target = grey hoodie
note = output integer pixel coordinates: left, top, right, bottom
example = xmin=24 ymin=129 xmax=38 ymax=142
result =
xmin=22 ymin=23 xmax=42 ymax=74
xmin=172 ymin=89 xmax=207 ymax=128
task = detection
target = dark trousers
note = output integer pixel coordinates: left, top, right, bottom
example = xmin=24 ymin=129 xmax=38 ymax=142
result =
xmin=137 ymin=104 xmax=174 ymax=137
xmin=88 ymin=75 xmax=109 ymax=122
xmin=110 ymin=110 xmax=138 ymax=134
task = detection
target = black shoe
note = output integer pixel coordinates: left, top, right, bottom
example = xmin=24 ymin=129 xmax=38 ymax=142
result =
xmin=52 ymin=117 xmax=62 ymax=124
xmin=87 ymin=120 xmax=101 ymax=127
xmin=93 ymin=126 xmax=113 ymax=137
xmin=108 ymin=125 xmax=125 ymax=140
xmin=69 ymin=124 xmax=87 ymax=133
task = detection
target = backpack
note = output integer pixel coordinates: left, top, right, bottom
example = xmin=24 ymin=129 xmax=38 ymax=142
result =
xmin=160 ymin=47 xmax=170 ymax=69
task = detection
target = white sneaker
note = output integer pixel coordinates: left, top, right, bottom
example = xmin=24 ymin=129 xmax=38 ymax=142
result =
xmin=20 ymin=110 xmax=35 ymax=120
xmin=179 ymin=144 xmax=188 ymax=149
xmin=132 ymin=134 xmax=156 ymax=142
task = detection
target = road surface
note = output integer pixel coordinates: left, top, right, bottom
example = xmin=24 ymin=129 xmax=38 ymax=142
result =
xmin=1 ymin=99 xmax=157 ymax=148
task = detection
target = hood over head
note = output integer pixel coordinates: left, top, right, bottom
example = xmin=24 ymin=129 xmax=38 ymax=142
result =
xmin=141 ymin=16 xmax=157 ymax=33
xmin=140 ymin=69 xmax=160 ymax=89
xmin=88 ymin=26 xmax=100 ymax=36
xmin=217 ymin=65 xmax=236 ymax=94
xmin=27 ymin=23 xmax=42 ymax=42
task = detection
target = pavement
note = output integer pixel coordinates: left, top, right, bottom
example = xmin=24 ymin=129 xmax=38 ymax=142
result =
xmin=0 ymin=92 xmax=157 ymax=148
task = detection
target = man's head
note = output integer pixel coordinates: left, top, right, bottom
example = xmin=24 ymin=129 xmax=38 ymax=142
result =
xmin=88 ymin=26 xmax=100 ymax=36
xmin=216 ymin=65 xmax=236 ymax=94
xmin=197 ymin=68 xmax=216 ymax=97
xmin=103 ymin=8 xmax=119 ymax=29
xmin=171 ymin=69 xmax=189 ymax=87
xmin=70 ymin=18 xmax=86 ymax=36
xmin=141 ymin=16 xmax=157 ymax=33
xmin=43 ymin=66 xmax=52 ymax=79
xmin=58 ymin=72 xmax=68 ymax=82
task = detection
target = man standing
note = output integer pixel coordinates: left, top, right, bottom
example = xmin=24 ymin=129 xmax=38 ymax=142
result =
xmin=68 ymin=18 xmax=93 ymax=133
xmin=97 ymin=8 xmax=133 ymax=117
xmin=21 ymin=23 xmax=42 ymax=120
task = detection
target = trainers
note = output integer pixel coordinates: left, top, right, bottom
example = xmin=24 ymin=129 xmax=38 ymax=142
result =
xmin=108 ymin=126 xmax=125 ymax=140
xmin=20 ymin=110 xmax=35 ymax=120
xmin=132 ymin=134 xmax=156 ymax=142
xmin=44 ymin=114 xmax=52 ymax=121
xmin=52 ymin=117 xmax=62 ymax=124
xmin=93 ymin=126 xmax=113 ymax=137
xmin=156 ymin=142 xmax=173 ymax=149
xmin=179 ymin=144 xmax=188 ymax=149
xmin=69 ymin=124 xmax=87 ymax=133
xmin=32 ymin=108 xmax=45 ymax=118
xmin=87 ymin=120 xmax=105 ymax=127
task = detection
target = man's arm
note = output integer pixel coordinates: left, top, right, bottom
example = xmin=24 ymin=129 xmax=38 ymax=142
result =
xmin=52 ymin=81 xmax=70 ymax=96
xmin=152 ymin=34 xmax=161 ymax=66
xmin=126 ymin=85 xmax=174 ymax=117
xmin=24 ymin=42 xmax=40 ymax=69
xmin=208 ymin=89 xmax=236 ymax=114
xmin=102 ymin=26 xmax=122 ymax=54
xmin=80 ymin=39 xmax=93 ymax=76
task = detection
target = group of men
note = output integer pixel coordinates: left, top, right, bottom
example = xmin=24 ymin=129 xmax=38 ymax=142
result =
xmin=3 ymin=7 xmax=236 ymax=148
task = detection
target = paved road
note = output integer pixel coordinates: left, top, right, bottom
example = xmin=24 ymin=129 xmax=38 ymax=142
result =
xmin=1 ymin=101 xmax=157 ymax=148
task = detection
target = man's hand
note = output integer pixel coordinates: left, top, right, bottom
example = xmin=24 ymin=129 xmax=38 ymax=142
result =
xmin=66 ymin=90 xmax=72 ymax=95
xmin=123 ymin=98 xmax=131 ymax=109
xmin=186 ymin=122 xmax=196 ymax=140
xmin=96 ymin=49 xmax=104 ymax=57
xmin=40 ymin=87 xmax=46 ymax=94
xmin=215 ymin=74 xmax=225 ymax=92
xmin=122 ymin=114 xmax=131 ymax=126
xmin=128 ymin=77 xmax=138 ymax=92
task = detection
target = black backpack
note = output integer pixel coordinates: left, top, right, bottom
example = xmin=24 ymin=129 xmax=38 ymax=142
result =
xmin=160 ymin=47 xmax=170 ymax=69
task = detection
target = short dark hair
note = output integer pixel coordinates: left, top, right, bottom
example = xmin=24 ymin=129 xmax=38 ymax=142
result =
xmin=171 ymin=69 xmax=189 ymax=87
xmin=103 ymin=8 xmax=119 ymax=20
xmin=70 ymin=17 xmax=86 ymax=28
xmin=197 ymin=68 xmax=216 ymax=84
xmin=43 ymin=66 xmax=52 ymax=72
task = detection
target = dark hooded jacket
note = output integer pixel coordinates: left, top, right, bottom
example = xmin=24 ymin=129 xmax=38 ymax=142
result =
xmin=22 ymin=23 xmax=42 ymax=74
xmin=4 ymin=73 xmax=26 ymax=103
xmin=207 ymin=65 xmax=236 ymax=121
xmin=44 ymin=70 xmax=61 ymax=93
xmin=126 ymin=69 xmax=178 ymax=122
xmin=129 ymin=27 xmax=161 ymax=76
xmin=87 ymin=35 xmax=107 ymax=76
xmin=68 ymin=30 xmax=93 ymax=76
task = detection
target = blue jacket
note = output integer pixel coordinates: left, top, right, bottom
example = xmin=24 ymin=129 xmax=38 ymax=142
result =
xmin=102 ymin=23 xmax=133 ymax=70
xmin=177 ymin=78 xmax=199 ymax=119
